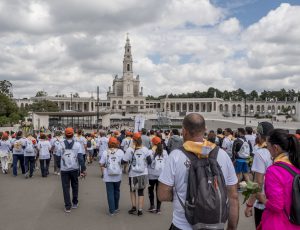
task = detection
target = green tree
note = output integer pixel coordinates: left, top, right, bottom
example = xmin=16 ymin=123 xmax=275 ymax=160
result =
xmin=73 ymin=92 xmax=80 ymax=98
xmin=0 ymin=80 xmax=13 ymax=98
xmin=0 ymin=116 xmax=10 ymax=126
xmin=29 ymin=100 xmax=59 ymax=112
xmin=0 ymin=93 xmax=19 ymax=116
xmin=35 ymin=91 xmax=48 ymax=97
xmin=247 ymin=90 xmax=259 ymax=100
xmin=9 ymin=112 xmax=21 ymax=124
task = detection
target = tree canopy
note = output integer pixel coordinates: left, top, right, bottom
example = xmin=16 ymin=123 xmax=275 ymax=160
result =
xmin=146 ymin=87 xmax=300 ymax=101
xmin=35 ymin=90 xmax=48 ymax=97
xmin=29 ymin=100 xmax=59 ymax=112
xmin=0 ymin=80 xmax=13 ymax=98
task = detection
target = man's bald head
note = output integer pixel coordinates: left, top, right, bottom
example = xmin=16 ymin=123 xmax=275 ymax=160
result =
xmin=183 ymin=113 xmax=206 ymax=137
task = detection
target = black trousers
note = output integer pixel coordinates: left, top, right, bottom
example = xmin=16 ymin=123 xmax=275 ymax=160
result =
xmin=53 ymin=155 xmax=61 ymax=172
xmin=24 ymin=156 xmax=35 ymax=177
xmin=61 ymin=170 xmax=79 ymax=210
xmin=169 ymin=224 xmax=182 ymax=230
xmin=148 ymin=179 xmax=161 ymax=210
xmin=254 ymin=207 xmax=264 ymax=228
xmin=40 ymin=159 xmax=50 ymax=177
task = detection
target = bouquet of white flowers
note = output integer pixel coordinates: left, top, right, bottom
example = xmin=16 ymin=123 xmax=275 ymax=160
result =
xmin=239 ymin=181 xmax=261 ymax=204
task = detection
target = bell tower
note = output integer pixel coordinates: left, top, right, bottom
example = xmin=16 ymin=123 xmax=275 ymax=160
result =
xmin=123 ymin=34 xmax=133 ymax=79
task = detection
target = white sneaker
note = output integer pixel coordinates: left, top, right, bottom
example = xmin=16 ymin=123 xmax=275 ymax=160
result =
xmin=57 ymin=172 xmax=60 ymax=176
xmin=64 ymin=208 xmax=71 ymax=213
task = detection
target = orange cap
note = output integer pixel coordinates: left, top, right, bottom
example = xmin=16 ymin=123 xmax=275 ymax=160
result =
xmin=152 ymin=136 xmax=161 ymax=145
xmin=109 ymin=137 xmax=119 ymax=145
xmin=113 ymin=130 xmax=120 ymax=136
xmin=126 ymin=131 xmax=133 ymax=136
xmin=65 ymin=127 xmax=74 ymax=136
xmin=1 ymin=132 xmax=8 ymax=138
xmin=132 ymin=132 xmax=141 ymax=141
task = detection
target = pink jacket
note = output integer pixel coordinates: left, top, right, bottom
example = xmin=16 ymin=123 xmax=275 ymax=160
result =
xmin=261 ymin=162 xmax=300 ymax=230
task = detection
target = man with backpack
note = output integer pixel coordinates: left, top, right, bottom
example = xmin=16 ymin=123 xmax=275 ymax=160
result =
xmin=158 ymin=113 xmax=238 ymax=230
xmin=61 ymin=127 xmax=86 ymax=213
xmin=232 ymin=128 xmax=252 ymax=187
xmin=24 ymin=134 xmax=37 ymax=178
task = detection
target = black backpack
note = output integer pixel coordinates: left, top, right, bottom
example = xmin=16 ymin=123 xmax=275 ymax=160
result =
xmin=177 ymin=147 xmax=229 ymax=229
xmin=275 ymin=163 xmax=300 ymax=225
xmin=87 ymin=140 xmax=92 ymax=148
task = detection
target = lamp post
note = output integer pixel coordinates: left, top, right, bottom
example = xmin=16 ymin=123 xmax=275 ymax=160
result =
xmin=244 ymin=96 xmax=247 ymax=126
xmin=96 ymin=86 xmax=100 ymax=133
xmin=70 ymin=93 xmax=73 ymax=127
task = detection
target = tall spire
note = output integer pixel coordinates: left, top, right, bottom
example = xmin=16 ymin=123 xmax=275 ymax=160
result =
xmin=123 ymin=33 xmax=133 ymax=77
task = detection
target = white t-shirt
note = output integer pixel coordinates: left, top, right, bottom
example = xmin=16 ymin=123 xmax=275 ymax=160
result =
xmin=38 ymin=140 xmax=52 ymax=160
xmin=0 ymin=140 xmax=11 ymax=154
xmin=120 ymin=137 xmax=132 ymax=152
xmin=221 ymin=136 xmax=233 ymax=157
xmin=148 ymin=149 xmax=168 ymax=180
xmin=97 ymin=137 xmax=109 ymax=157
xmin=52 ymin=137 xmax=64 ymax=156
xmin=100 ymin=148 xmax=124 ymax=182
xmin=159 ymin=148 xmax=238 ymax=230
xmin=12 ymin=138 xmax=26 ymax=155
xmin=251 ymin=146 xmax=272 ymax=210
xmin=245 ymin=134 xmax=256 ymax=149
xmin=24 ymin=138 xmax=37 ymax=157
xmin=123 ymin=146 xmax=150 ymax=177
xmin=75 ymin=135 xmax=87 ymax=155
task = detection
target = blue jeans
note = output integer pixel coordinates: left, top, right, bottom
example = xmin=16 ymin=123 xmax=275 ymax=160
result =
xmin=105 ymin=181 xmax=121 ymax=214
xmin=13 ymin=154 xmax=25 ymax=176
xmin=24 ymin=156 xmax=35 ymax=177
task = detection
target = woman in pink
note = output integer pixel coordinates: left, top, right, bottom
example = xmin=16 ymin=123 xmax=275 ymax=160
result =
xmin=260 ymin=129 xmax=300 ymax=230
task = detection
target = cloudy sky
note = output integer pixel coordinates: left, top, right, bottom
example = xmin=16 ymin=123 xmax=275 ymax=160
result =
xmin=0 ymin=0 xmax=300 ymax=99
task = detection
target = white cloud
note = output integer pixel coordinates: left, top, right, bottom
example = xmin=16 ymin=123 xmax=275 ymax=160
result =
xmin=218 ymin=17 xmax=241 ymax=35
xmin=0 ymin=1 xmax=299 ymax=98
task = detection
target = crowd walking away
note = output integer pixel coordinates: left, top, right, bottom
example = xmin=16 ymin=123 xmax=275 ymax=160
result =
xmin=1 ymin=117 xmax=300 ymax=230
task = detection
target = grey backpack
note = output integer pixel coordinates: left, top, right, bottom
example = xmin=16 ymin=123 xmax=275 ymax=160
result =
xmin=177 ymin=147 xmax=229 ymax=230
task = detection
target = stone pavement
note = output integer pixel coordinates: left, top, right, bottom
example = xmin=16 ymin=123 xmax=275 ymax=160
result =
xmin=0 ymin=162 xmax=255 ymax=230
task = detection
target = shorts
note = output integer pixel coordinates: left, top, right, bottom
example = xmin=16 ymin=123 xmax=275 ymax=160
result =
xmin=129 ymin=175 xmax=148 ymax=193
xmin=235 ymin=160 xmax=249 ymax=174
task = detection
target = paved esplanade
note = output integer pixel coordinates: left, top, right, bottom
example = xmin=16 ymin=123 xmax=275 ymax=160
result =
xmin=0 ymin=163 xmax=255 ymax=230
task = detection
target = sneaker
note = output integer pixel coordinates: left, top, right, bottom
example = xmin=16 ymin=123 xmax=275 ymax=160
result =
xmin=156 ymin=209 xmax=161 ymax=214
xmin=108 ymin=212 xmax=115 ymax=216
xmin=54 ymin=172 xmax=57 ymax=175
xmin=25 ymin=173 xmax=29 ymax=179
xmin=57 ymin=172 xmax=60 ymax=176
xmin=114 ymin=209 xmax=120 ymax=213
xmin=72 ymin=203 xmax=78 ymax=209
xmin=147 ymin=206 xmax=156 ymax=212
xmin=128 ymin=207 xmax=137 ymax=215
xmin=137 ymin=210 xmax=143 ymax=216
xmin=64 ymin=208 xmax=71 ymax=213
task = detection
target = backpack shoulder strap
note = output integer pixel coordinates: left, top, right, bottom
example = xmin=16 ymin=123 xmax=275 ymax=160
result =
xmin=178 ymin=146 xmax=198 ymax=161
xmin=209 ymin=146 xmax=219 ymax=160
xmin=275 ymin=162 xmax=298 ymax=177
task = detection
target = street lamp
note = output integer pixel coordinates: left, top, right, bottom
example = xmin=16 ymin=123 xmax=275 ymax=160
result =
xmin=70 ymin=93 xmax=73 ymax=127
xmin=244 ymin=96 xmax=247 ymax=126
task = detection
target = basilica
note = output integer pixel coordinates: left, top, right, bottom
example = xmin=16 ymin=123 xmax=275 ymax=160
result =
xmin=15 ymin=37 xmax=300 ymax=129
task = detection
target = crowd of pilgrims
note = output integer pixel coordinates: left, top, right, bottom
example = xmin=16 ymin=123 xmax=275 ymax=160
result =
xmin=0 ymin=124 xmax=300 ymax=230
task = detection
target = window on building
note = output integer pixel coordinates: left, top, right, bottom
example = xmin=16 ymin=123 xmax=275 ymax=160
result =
xmin=127 ymin=84 xmax=130 ymax=92
xmin=127 ymin=64 xmax=130 ymax=71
